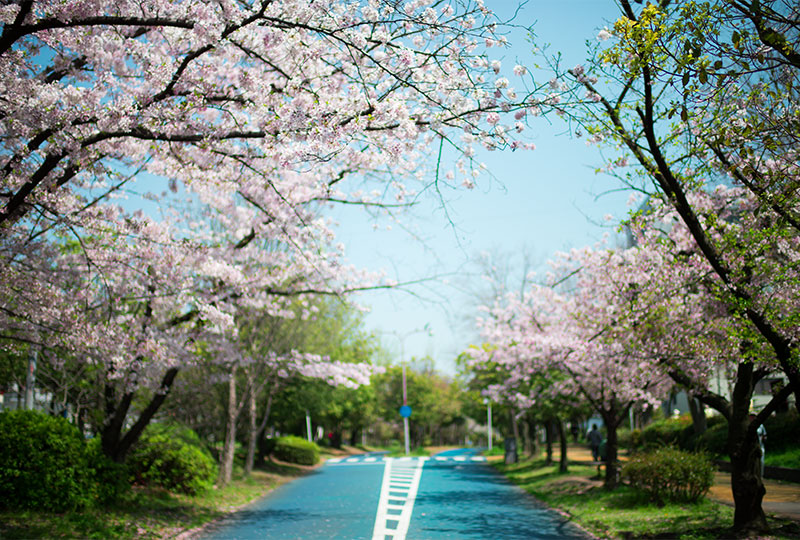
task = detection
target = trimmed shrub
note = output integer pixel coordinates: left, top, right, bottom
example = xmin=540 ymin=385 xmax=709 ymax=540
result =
xmin=694 ymin=421 xmax=727 ymax=457
xmin=85 ymin=438 xmax=130 ymax=504
xmin=0 ymin=410 xmax=91 ymax=511
xmin=257 ymin=435 xmax=278 ymax=464
xmin=273 ymin=435 xmax=319 ymax=465
xmin=126 ymin=422 xmax=217 ymax=495
xmin=623 ymin=447 xmax=715 ymax=504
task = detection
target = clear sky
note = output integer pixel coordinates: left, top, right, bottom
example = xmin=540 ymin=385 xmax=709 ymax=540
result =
xmin=331 ymin=1 xmax=632 ymax=374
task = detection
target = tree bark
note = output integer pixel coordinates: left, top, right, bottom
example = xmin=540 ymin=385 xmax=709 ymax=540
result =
xmin=101 ymin=367 xmax=179 ymax=463
xmin=521 ymin=415 xmax=532 ymax=456
xmin=219 ymin=366 xmax=237 ymax=486
xmin=688 ymin=396 xmax=707 ymax=435
xmin=244 ymin=371 xmax=257 ymax=476
xmin=544 ymin=419 xmax=554 ymax=465
xmin=599 ymin=405 xmax=624 ymax=490
xmin=556 ymin=417 xmax=569 ymax=473
xmin=728 ymin=362 xmax=767 ymax=533
xmin=526 ymin=416 xmax=538 ymax=457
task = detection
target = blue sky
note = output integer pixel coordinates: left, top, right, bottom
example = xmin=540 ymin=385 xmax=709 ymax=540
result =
xmin=332 ymin=1 xmax=633 ymax=374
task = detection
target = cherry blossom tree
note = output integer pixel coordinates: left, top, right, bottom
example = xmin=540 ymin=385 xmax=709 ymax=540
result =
xmin=1 ymin=0 xmax=539 ymax=461
xmin=523 ymin=0 xmax=798 ymax=530
xmin=472 ymin=251 xmax=673 ymax=487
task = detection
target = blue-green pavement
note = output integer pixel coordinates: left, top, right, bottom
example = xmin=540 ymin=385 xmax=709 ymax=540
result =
xmin=203 ymin=448 xmax=587 ymax=539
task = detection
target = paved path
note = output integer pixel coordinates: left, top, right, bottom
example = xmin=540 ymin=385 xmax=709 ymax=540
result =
xmin=203 ymin=449 xmax=588 ymax=539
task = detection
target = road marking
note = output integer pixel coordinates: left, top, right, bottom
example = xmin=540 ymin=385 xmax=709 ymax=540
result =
xmin=327 ymin=455 xmax=488 ymax=466
xmin=371 ymin=457 xmax=427 ymax=540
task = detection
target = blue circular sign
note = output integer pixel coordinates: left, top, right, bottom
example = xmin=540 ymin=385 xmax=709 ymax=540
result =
xmin=399 ymin=405 xmax=412 ymax=418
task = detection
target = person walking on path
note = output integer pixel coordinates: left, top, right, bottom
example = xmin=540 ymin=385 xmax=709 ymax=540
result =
xmin=587 ymin=424 xmax=603 ymax=462
xmin=757 ymin=421 xmax=767 ymax=477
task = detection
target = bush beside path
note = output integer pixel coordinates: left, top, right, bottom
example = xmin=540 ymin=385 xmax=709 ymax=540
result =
xmin=493 ymin=445 xmax=800 ymax=539
xmin=0 ymin=445 xmax=360 ymax=540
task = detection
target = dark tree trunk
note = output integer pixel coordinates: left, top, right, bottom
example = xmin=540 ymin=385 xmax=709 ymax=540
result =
xmin=556 ymin=417 xmax=569 ymax=473
xmin=101 ymin=367 xmax=179 ymax=463
xmin=526 ymin=416 xmax=538 ymax=457
xmin=728 ymin=362 xmax=767 ymax=533
xmin=521 ymin=415 xmax=533 ymax=456
xmin=331 ymin=429 xmax=342 ymax=449
xmin=604 ymin=418 xmax=619 ymax=488
xmin=599 ymin=405 xmax=625 ymax=490
xmin=688 ymin=396 xmax=707 ymax=435
xmin=544 ymin=419 xmax=554 ymax=465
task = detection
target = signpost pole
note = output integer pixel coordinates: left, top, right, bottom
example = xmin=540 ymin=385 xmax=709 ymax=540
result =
xmin=402 ymin=363 xmax=410 ymax=456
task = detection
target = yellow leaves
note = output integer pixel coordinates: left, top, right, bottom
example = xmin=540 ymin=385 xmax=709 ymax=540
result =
xmin=601 ymin=4 xmax=669 ymax=71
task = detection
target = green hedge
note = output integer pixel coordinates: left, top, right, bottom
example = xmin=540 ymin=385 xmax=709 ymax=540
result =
xmin=622 ymin=414 xmax=728 ymax=457
xmin=763 ymin=410 xmax=800 ymax=454
xmin=623 ymin=447 xmax=715 ymax=504
xmin=273 ymin=435 xmax=319 ymax=465
xmin=0 ymin=410 xmax=107 ymax=511
xmin=624 ymin=412 xmax=798 ymax=460
xmin=127 ymin=422 xmax=217 ymax=495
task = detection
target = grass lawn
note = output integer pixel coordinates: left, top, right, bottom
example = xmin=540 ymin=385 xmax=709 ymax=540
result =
xmin=0 ymin=459 xmax=313 ymax=539
xmin=493 ymin=457 xmax=800 ymax=539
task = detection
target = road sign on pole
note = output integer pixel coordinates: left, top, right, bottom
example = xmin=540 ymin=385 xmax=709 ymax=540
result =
xmin=399 ymin=405 xmax=412 ymax=418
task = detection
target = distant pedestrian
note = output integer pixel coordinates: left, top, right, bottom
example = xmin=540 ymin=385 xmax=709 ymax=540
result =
xmin=757 ymin=421 xmax=767 ymax=478
xmin=587 ymin=424 xmax=603 ymax=461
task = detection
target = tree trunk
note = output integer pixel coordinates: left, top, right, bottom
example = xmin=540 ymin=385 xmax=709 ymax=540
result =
xmin=526 ymin=416 xmax=538 ymax=457
xmin=244 ymin=371 xmax=257 ymax=477
xmin=544 ymin=420 xmax=554 ymax=465
xmin=688 ymin=396 xmax=707 ymax=435
xmin=556 ymin=417 xmax=569 ymax=473
xmin=101 ymin=367 xmax=179 ymax=462
xmin=219 ymin=366 xmax=237 ymax=487
xmin=521 ymin=415 xmax=532 ymax=456
xmin=728 ymin=362 xmax=768 ymax=533
xmin=601 ymin=407 xmax=622 ymax=490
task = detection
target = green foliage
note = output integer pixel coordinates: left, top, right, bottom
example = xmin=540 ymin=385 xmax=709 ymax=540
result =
xmin=694 ymin=421 xmax=727 ymax=457
xmin=494 ymin=457 xmax=742 ymax=540
xmin=624 ymin=414 xmax=728 ymax=458
xmin=0 ymin=410 xmax=92 ymax=511
xmin=273 ymin=435 xmax=319 ymax=465
xmin=85 ymin=438 xmax=129 ymax=505
xmin=623 ymin=447 xmax=715 ymax=505
xmin=765 ymin=446 xmax=800 ymax=469
xmin=635 ymin=415 xmax=694 ymax=450
xmin=127 ymin=422 xmax=217 ymax=495
xmin=763 ymin=410 xmax=800 ymax=454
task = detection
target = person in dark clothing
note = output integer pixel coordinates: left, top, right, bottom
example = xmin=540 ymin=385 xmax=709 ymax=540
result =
xmin=587 ymin=424 xmax=603 ymax=461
